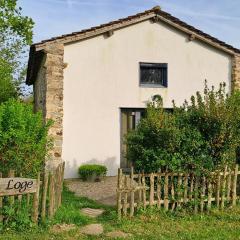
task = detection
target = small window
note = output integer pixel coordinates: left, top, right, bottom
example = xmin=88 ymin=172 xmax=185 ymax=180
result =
xmin=140 ymin=63 xmax=168 ymax=87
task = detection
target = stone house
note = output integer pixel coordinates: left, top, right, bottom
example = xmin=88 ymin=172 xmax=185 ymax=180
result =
xmin=26 ymin=6 xmax=240 ymax=178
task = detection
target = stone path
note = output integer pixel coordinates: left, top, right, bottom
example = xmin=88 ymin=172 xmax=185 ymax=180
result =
xmin=65 ymin=176 xmax=117 ymax=206
xmin=80 ymin=223 xmax=104 ymax=236
xmin=80 ymin=208 xmax=105 ymax=218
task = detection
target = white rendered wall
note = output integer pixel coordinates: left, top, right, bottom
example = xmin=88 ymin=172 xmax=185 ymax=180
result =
xmin=63 ymin=20 xmax=232 ymax=178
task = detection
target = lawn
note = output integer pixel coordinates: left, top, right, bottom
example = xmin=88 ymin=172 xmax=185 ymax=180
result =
xmin=1 ymin=186 xmax=240 ymax=240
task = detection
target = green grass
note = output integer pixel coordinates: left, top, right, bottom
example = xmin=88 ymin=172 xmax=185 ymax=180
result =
xmin=1 ymin=185 xmax=240 ymax=239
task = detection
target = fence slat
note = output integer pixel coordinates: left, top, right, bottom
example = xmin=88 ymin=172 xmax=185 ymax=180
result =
xmin=226 ymin=170 xmax=231 ymax=202
xmin=171 ymin=175 xmax=175 ymax=211
xmin=117 ymin=168 xmax=122 ymax=219
xmin=216 ymin=172 xmax=221 ymax=208
xmin=130 ymin=167 xmax=135 ymax=217
xmin=164 ymin=173 xmax=169 ymax=210
xmin=200 ymin=176 xmax=206 ymax=212
xmin=207 ymin=180 xmax=212 ymax=212
xmin=48 ymin=173 xmax=54 ymax=218
xmin=221 ymin=166 xmax=227 ymax=210
xmin=149 ymin=173 xmax=154 ymax=206
xmin=32 ymin=173 xmax=40 ymax=223
xmin=17 ymin=173 xmax=23 ymax=204
xmin=190 ymin=175 xmax=194 ymax=201
xmin=194 ymin=176 xmax=199 ymax=214
xmin=177 ymin=174 xmax=182 ymax=208
xmin=183 ymin=174 xmax=188 ymax=203
xmin=123 ymin=176 xmax=128 ymax=215
xmin=41 ymin=171 xmax=49 ymax=220
xmin=138 ymin=173 xmax=142 ymax=209
xmin=8 ymin=170 xmax=15 ymax=206
xmin=57 ymin=162 xmax=64 ymax=207
xmin=232 ymin=164 xmax=238 ymax=207
xmin=157 ymin=175 xmax=161 ymax=208
xmin=142 ymin=174 xmax=146 ymax=210
xmin=0 ymin=172 xmax=2 ymax=223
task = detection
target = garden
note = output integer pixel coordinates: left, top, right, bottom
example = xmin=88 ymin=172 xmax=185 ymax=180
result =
xmin=1 ymin=0 xmax=240 ymax=239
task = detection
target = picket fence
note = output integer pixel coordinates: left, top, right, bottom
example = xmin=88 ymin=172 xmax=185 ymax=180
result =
xmin=0 ymin=162 xmax=65 ymax=223
xmin=116 ymin=165 xmax=240 ymax=219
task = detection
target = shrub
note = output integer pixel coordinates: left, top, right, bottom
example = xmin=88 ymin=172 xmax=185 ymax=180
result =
xmin=0 ymin=99 xmax=52 ymax=177
xmin=78 ymin=164 xmax=107 ymax=180
xmin=126 ymin=83 xmax=240 ymax=174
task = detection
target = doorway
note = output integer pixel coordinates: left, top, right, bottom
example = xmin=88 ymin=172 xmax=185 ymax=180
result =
xmin=120 ymin=108 xmax=145 ymax=170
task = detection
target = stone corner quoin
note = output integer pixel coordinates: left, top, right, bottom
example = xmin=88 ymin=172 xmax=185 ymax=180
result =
xmin=34 ymin=42 xmax=65 ymax=171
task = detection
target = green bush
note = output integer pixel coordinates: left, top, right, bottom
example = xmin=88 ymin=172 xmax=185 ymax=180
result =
xmin=78 ymin=164 xmax=107 ymax=180
xmin=0 ymin=99 xmax=52 ymax=177
xmin=126 ymin=83 xmax=240 ymax=174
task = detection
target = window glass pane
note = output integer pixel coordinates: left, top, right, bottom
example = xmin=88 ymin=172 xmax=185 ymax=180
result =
xmin=140 ymin=63 xmax=167 ymax=87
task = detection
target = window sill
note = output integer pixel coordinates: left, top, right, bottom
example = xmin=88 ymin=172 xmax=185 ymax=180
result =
xmin=140 ymin=84 xmax=167 ymax=88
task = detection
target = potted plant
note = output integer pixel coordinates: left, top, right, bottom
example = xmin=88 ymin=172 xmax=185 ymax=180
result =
xmin=78 ymin=164 xmax=107 ymax=182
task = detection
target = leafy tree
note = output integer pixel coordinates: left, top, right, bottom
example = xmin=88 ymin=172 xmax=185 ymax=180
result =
xmin=0 ymin=0 xmax=34 ymax=103
xmin=126 ymin=83 xmax=240 ymax=174
xmin=0 ymin=99 xmax=52 ymax=177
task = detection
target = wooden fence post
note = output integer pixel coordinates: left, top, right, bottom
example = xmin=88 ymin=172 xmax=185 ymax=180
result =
xmin=32 ymin=173 xmax=40 ymax=223
xmin=194 ymin=176 xmax=199 ymax=214
xmin=189 ymin=175 xmax=194 ymax=201
xmin=48 ymin=173 xmax=54 ymax=218
xmin=58 ymin=162 xmax=65 ymax=207
xmin=149 ymin=173 xmax=154 ymax=206
xmin=177 ymin=174 xmax=182 ymax=208
xmin=200 ymin=176 xmax=206 ymax=213
xmin=117 ymin=168 xmax=122 ymax=219
xmin=221 ymin=166 xmax=227 ymax=210
xmin=137 ymin=174 xmax=142 ymax=209
xmin=164 ymin=173 xmax=169 ymax=210
xmin=226 ymin=169 xmax=231 ymax=202
xmin=207 ymin=180 xmax=212 ymax=212
xmin=232 ymin=164 xmax=238 ymax=207
xmin=41 ymin=171 xmax=49 ymax=220
xmin=142 ymin=173 xmax=146 ymax=210
xmin=183 ymin=174 xmax=188 ymax=203
xmin=157 ymin=174 xmax=161 ymax=208
xmin=0 ymin=172 xmax=2 ymax=223
xmin=9 ymin=170 xmax=15 ymax=206
xmin=130 ymin=167 xmax=135 ymax=217
xmin=216 ymin=172 xmax=221 ymax=208
xmin=123 ymin=175 xmax=128 ymax=215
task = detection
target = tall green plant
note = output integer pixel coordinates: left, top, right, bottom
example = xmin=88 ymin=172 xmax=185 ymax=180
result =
xmin=126 ymin=83 xmax=240 ymax=174
xmin=0 ymin=99 xmax=52 ymax=177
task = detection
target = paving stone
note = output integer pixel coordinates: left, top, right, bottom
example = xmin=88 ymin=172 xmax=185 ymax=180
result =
xmin=106 ymin=230 xmax=130 ymax=238
xmin=50 ymin=223 xmax=76 ymax=233
xmin=80 ymin=208 xmax=105 ymax=218
xmin=80 ymin=223 xmax=104 ymax=236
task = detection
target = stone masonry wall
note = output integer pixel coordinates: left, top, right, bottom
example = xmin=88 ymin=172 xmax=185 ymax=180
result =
xmin=33 ymin=43 xmax=64 ymax=171
xmin=232 ymin=54 xmax=240 ymax=91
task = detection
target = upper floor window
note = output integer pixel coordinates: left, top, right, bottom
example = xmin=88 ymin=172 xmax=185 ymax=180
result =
xmin=140 ymin=62 xmax=168 ymax=87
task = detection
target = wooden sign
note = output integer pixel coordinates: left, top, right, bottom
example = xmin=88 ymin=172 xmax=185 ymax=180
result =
xmin=0 ymin=178 xmax=38 ymax=196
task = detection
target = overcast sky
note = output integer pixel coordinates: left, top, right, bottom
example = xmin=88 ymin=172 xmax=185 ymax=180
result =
xmin=19 ymin=0 xmax=240 ymax=48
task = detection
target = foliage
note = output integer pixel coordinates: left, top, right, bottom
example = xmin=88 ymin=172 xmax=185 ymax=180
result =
xmin=0 ymin=0 xmax=34 ymax=103
xmin=78 ymin=164 xmax=107 ymax=180
xmin=0 ymin=99 xmax=52 ymax=177
xmin=0 ymin=200 xmax=35 ymax=232
xmin=126 ymin=83 xmax=240 ymax=174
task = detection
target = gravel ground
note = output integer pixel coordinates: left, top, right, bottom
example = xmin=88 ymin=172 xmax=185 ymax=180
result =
xmin=65 ymin=177 xmax=117 ymax=206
